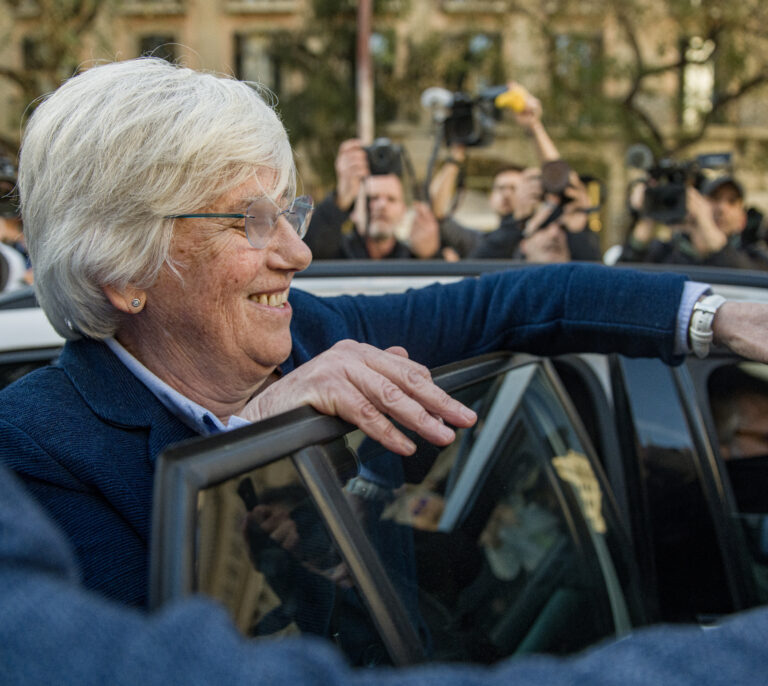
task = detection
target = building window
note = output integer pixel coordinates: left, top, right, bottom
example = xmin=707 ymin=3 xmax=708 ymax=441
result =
xmin=680 ymin=36 xmax=715 ymax=130
xmin=138 ymin=36 xmax=177 ymax=62
xmin=234 ymin=34 xmax=281 ymax=92
xmin=551 ymin=33 xmax=602 ymax=125
xmin=443 ymin=32 xmax=503 ymax=93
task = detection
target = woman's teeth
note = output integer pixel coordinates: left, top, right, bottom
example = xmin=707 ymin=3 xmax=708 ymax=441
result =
xmin=251 ymin=289 xmax=289 ymax=307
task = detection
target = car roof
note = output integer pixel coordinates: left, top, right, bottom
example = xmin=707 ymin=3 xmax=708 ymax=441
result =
xmin=2 ymin=262 xmax=768 ymax=354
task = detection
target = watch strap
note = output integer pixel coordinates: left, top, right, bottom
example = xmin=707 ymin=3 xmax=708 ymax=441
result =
xmin=689 ymin=294 xmax=726 ymax=359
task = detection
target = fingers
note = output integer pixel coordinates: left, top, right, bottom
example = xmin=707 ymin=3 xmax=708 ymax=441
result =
xmin=249 ymin=505 xmax=300 ymax=550
xmin=334 ymin=343 xmax=476 ymax=452
xmin=335 ymin=139 xmax=370 ymax=209
xmin=385 ymin=346 xmax=409 ymax=358
xmin=245 ymin=340 xmax=477 ymax=457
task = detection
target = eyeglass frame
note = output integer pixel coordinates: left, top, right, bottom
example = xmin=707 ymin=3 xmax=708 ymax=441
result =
xmin=165 ymin=194 xmax=314 ymax=249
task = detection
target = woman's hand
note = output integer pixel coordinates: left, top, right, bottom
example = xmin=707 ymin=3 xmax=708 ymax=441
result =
xmin=241 ymin=340 xmax=477 ymax=455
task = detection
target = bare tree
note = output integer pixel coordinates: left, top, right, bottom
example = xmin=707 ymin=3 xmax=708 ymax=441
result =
xmin=524 ymin=0 xmax=768 ymax=158
xmin=0 ymin=0 xmax=108 ymax=152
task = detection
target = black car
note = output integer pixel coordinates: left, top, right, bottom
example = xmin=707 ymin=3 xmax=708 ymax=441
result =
xmin=3 ymin=263 xmax=768 ymax=665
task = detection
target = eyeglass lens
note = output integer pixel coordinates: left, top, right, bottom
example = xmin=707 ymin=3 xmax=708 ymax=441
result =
xmin=245 ymin=195 xmax=313 ymax=249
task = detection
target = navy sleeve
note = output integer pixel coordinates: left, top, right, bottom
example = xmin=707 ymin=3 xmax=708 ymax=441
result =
xmin=287 ymin=263 xmax=687 ymax=373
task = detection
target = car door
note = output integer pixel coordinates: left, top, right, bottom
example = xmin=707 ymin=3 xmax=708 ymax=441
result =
xmin=686 ymin=353 xmax=768 ymax=606
xmin=151 ymin=352 xmax=645 ymax=667
xmin=610 ymin=353 xmax=761 ymax=624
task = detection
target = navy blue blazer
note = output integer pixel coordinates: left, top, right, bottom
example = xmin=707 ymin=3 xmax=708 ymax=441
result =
xmin=0 ymin=264 xmax=687 ymax=606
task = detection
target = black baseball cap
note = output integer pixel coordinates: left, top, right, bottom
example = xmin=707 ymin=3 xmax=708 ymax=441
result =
xmin=701 ymin=175 xmax=744 ymax=199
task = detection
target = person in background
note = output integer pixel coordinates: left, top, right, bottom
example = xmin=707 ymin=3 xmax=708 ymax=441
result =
xmin=619 ymin=174 xmax=768 ymax=269
xmin=514 ymin=199 xmax=574 ymax=264
xmin=304 ymin=139 xmax=442 ymax=260
xmin=0 ymin=156 xmax=32 ymax=291
xmin=428 ymin=84 xmax=600 ymax=261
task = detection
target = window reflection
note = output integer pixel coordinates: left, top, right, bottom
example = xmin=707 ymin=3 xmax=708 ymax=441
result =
xmin=341 ymin=365 xmax=627 ymax=662
xmin=196 ymin=458 xmax=387 ymax=665
xmin=192 ymin=363 xmax=631 ymax=665
xmin=708 ymin=362 xmax=768 ymax=601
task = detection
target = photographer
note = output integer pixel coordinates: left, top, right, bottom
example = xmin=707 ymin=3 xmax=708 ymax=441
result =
xmin=428 ymin=84 xmax=599 ymax=262
xmin=619 ymin=174 xmax=768 ymax=270
xmin=305 ymin=139 xmax=443 ymax=260
xmin=468 ymin=165 xmax=601 ymax=261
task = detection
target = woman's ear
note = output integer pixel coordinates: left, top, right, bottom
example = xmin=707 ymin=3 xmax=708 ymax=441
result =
xmin=102 ymin=284 xmax=147 ymax=314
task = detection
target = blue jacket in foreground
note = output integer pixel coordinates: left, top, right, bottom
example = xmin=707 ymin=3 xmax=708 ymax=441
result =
xmin=1 ymin=462 xmax=767 ymax=686
xmin=0 ymin=264 xmax=687 ymax=607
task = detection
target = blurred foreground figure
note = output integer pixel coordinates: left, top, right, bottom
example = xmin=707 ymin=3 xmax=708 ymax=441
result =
xmin=2 ymin=462 xmax=768 ymax=686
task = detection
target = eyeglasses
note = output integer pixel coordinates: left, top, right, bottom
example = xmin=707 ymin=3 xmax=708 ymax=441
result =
xmin=166 ymin=195 xmax=313 ymax=249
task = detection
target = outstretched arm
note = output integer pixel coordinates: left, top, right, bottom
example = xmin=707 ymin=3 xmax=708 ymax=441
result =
xmin=509 ymin=82 xmax=560 ymax=163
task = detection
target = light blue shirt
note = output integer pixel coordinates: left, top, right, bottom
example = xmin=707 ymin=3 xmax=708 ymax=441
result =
xmin=105 ymin=279 xmax=709 ymax=444
xmin=104 ymin=338 xmax=251 ymax=438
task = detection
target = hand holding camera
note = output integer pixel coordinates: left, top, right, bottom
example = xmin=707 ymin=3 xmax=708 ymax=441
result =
xmin=685 ymin=186 xmax=727 ymax=256
xmin=334 ymin=139 xmax=370 ymax=211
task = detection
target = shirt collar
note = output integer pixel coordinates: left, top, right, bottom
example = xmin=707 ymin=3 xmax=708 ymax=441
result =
xmin=104 ymin=338 xmax=249 ymax=436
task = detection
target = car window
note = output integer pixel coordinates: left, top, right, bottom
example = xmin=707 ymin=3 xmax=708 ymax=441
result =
xmin=194 ymin=456 xmax=396 ymax=666
xmin=618 ymin=356 xmax=739 ymax=621
xmin=184 ymin=359 xmax=639 ymax=667
xmin=341 ymin=362 xmax=635 ymax=662
xmin=706 ymin=361 xmax=768 ymax=603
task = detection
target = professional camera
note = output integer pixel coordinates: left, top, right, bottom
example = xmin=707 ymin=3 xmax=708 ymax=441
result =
xmin=441 ymin=92 xmax=497 ymax=147
xmin=626 ymin=144 xmax=732 ymax=225
xmin=421 ymin=86 xmax=510 ymax=148
xmin=365 ymin=138 xmax=404 ymax=176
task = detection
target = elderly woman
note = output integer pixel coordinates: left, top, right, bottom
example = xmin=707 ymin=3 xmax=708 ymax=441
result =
xmin=0 ymin=58 xmax=765 ymax=610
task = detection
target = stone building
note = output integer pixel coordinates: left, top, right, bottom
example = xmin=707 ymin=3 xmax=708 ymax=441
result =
xmin=2 ymin=0 xmax=767 ymax=248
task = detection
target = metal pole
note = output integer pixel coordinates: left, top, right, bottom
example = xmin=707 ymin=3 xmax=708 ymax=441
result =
xmin=356 ymin=0 xmax=374 ymax=144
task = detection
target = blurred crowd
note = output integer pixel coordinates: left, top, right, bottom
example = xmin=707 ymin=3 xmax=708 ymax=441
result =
xmin=302 ymin=83 xmax=768 ymax=272
xmin=0 ymin=156 xmax=31 ymax=294
xmin=2 ymin=82 xmax=766 ymax=296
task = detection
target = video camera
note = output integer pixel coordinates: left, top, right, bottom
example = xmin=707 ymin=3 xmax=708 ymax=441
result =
xmin=441 ymin=91 xmax=497 ymax=147
xmin=421 ymin=85 xmax=523 ymax=148
xmin=626 ymin=143 xmax=732 ymax=225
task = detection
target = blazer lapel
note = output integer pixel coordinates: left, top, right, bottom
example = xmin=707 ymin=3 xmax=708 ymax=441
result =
xmin=58 ymin=339 xmax=197 ymax=461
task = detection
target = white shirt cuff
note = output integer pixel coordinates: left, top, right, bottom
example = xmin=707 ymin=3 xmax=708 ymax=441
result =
xmin=675 ymin=281 xmax=712 ymax=355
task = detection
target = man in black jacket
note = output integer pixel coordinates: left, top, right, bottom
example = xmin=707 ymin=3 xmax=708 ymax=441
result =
xmin=619 ymin=175 xmax=768 ymax=270
xmin=306 ymin=140 xmax=441 ymax=260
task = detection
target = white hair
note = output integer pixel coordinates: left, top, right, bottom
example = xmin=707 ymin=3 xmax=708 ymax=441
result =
xmin=19 ymin=57 xmax=295 ymax=339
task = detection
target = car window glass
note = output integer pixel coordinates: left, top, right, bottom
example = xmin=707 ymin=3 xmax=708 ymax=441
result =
xmin=620 ymin=357 xmax=733 ymax=620
xmin=190 ymin=362 xmax=634 ymax=666
xmin=195 ymin=457 xmax=393 ymax=666
xmin=342 ymin=363 xmax=632 ymax=662
xmin=707 ymin=361 xmax=768 ymax=602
